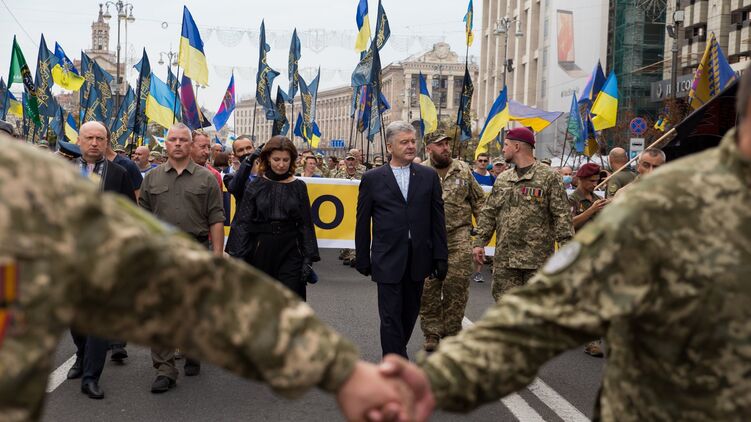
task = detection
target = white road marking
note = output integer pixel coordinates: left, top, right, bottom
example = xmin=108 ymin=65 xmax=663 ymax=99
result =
xmin=501 ymin=393 xmax=547 ymax=422
xmin=528 ymin=378 xmax=590 ymax=422
xmin=46 ymin=354 xmax=76 ymax=393
xmin=462 ymin=315 xmax=591 ymax=422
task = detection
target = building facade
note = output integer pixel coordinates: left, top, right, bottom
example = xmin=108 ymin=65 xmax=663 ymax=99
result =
xmin=235 ymin=43 xmax=478 ymax=159
xmin=654 ymin=0 xmax=751 ymax=102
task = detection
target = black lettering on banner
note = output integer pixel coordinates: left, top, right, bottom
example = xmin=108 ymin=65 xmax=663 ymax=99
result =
xmin=311 ymin=195 xmax=344 ymax=230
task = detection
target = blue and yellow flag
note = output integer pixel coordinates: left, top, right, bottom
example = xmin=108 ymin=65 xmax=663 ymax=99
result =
xmin=110 ymin=87 xmax=136 ymax=146
xmin=566 ymin=94 xmax=585 ymax=153
xmin=476 ymin=87 xmax=509 ymax=158
xmin=590 ymin=71 xmax=618 ymax=131
xmin=0 ymin=78 xmax=8 ymax=119
xmin=464 ymin=0 xmax=474 ymax=47
xmin=145 ymin=73 xmax=179 ymax=129
xmin=178 ymin=6 xmax=209 ymax=85
xmin=688 ymin=31 xmax=737 ymax=110
xmin=374 ymin=0 xmax=390 ymax=50
xmin=355 ymin=0 xmax=371 ymax=52
xmin=133 ymin=49 xmax=151 ymax=142
xmin=272 ymin=86 xmax=289 ymax=136
xmin=654 ymin=115 xmax=668 ymax=132
xmin=418 ymin=72 xmax=438 ymax=136
xmin=34 ymin=35 xmax=58 ymax=117
xmin=64 ymin=112 xmax=78 ymax=143
xmin=51 ymin=42 xmax=85 ymax=91
xmin=288 ymin=28 xmax=301 ymax=102
xmin=579 ymin=61 xmax=606 ymax=105
xmin=509 ymin=100 xmax=562 ymax=133
xmin=456 ymin=66 xmax=474 ymax=140
xmin=6 ymin=90 xmax=23 ymax=118
xmin=256 ymin=20 xmax=280 ymax=121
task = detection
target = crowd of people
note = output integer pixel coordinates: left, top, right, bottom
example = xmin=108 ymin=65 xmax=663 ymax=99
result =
xmin=3 ymin=67 xmax=748 ymax=422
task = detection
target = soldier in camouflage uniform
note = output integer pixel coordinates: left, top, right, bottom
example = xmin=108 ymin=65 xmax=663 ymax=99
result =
xmin=0 ymin=136 xmax=414 ymax=422
xmin=335 ymin=153 xmax=365 ymax=266
xmin=378 ymin=123 xmax=751 ymax=421
xmin=472 ymin=127 xmax=574 ymax=302
xmin=419 ymin=132 xmax=484 ymax=352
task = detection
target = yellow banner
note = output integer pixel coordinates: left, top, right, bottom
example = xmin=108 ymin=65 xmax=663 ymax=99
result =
xmin=223 ymin=178 xmax=496 ymax=253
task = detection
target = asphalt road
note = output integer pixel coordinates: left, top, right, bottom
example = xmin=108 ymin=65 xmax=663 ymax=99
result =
xmin=42 ymin=249 xmax=603 ymax=421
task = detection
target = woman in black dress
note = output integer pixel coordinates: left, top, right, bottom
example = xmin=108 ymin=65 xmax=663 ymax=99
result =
xmin=225 ymin=136 xmax=319 ymax=300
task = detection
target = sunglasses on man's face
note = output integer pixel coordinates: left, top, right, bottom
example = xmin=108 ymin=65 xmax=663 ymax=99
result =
xmin=477 ymin=159 xmax=488 ymax=163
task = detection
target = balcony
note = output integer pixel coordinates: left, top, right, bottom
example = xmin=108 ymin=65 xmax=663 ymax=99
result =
xmin=728 ymin=28 xmax=741 ymax=56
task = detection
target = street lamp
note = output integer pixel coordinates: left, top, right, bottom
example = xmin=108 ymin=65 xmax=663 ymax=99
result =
xmin=101 ymin=1 xmax=135 ymax=110
xmin=667 ymin=9 xmax=685 ymax=99
xmin=158 ymin=51 xmax=178 ymax=67
xmin=493 ymin=16 xmax=523 ymax=89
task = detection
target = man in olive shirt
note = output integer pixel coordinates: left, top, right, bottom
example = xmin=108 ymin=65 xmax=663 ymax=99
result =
xmin=139 ymin=122 xmax=225 ymax=392
xmin=606 ymin=147 xmax=636 ymax=197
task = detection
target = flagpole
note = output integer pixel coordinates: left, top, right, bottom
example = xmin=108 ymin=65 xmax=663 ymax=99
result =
xmin=290 ymin=98 xmax=295 ymax=138
xmin=559 ymin=130 xmax=569 ymax=167
xmin=171 ymin=63 xmax=182 ymax=124
xmin=348 ymin=87 xmax=359 ymax=151
xmin=251 ymin=103 xmax=257 ymax=142
xmin=454 ymin=44 xmax=470 ymax=158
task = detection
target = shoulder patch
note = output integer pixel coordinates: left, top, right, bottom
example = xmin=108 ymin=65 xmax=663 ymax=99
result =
xmin=543 ymin=241 xmax=581 ymax=275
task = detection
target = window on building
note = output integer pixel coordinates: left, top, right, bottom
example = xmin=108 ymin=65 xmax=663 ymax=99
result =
xmin=453 ymin=77 xmax=463 ymax=107
xmin=431 ymin=75 xmax=448 ymax=109
xmin=541 ymin=78 xmax=547 ymax=98
xmin=410 ymin=74 xmax=419 ymax=107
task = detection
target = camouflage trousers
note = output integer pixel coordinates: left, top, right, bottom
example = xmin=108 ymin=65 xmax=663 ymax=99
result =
xmin=491 ymin=266 xmax=536 ymax=302
xmin=419 ymin=229 xmax=472 ymax=339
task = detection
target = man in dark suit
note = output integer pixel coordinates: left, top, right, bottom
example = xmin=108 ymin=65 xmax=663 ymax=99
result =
xmin=355 ymin=121 xmax=448 ymax=359
xmin=65 ymin=121 xmax=136 ymax=399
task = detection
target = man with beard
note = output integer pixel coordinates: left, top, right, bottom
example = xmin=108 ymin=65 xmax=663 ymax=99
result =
xmin=419 ymin=132 xmax=484 ymax=351
xmin=472 ymin=127 xmax=573 ymax=302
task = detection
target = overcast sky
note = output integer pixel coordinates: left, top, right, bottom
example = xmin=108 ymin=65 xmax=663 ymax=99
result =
xmin=1 ymin=0 xmax=481 ymax=113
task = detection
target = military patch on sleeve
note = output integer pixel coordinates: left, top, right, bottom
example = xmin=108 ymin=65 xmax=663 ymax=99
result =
xmin=543 ymin=241 xmax=581 ymax=275
xmin=0 ymin=262 xmax=18 ymax=347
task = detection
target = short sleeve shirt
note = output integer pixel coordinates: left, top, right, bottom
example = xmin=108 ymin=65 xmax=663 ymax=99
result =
xmin=139 ymin=160 xmax=225 ymax=237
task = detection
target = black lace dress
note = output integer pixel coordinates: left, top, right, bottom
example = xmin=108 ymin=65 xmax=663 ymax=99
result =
xmin=225 ymin=177 xmax=319 ymax=300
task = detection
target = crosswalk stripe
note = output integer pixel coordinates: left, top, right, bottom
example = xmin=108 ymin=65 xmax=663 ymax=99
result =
xmin=462 ymin=315 xmax=590 ymax=422
xmin=46 ymin=354 xmax=76 ymax=393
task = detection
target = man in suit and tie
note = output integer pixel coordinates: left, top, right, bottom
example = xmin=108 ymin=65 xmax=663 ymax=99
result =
xmin=355 ymin=121 xmax=448 ymax=359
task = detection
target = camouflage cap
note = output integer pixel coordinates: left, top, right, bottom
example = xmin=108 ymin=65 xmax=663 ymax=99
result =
xmin=425 ymin=131 xmax=453 ymax=144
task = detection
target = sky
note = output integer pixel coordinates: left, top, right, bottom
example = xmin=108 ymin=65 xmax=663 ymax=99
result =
xmin=1 ymin=0 xmax=481 ymax=114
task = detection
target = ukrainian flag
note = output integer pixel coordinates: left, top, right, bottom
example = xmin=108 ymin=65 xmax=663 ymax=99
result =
xmin=7 ymin=91 xmax=23 ymax=118
xmin=654 ymin=116 xmax=668 ymax=132
xmin=64 ymin=113 xmax=78 ymax=143
xmin=508 ymin=100 xmax=562 ymax=132
xmin=418 ymin=72 xmax=438 ymax=136
xmin=355 ymin=0 xmax=371 ymax=52
xmin=51 ymin=42 xmax=85 ymax=91
xmin=309 ymin=121 xmax=322 ymax=148
xmin=145 ymin=73 xmax=178 ymax=129
xmin=178 ymin=6 xmax=209 ymax=86
xmin=590 ymin=71 xmax=618 ymax=131
xmin=464 ymin=0 xmax=474 ymax=47
xmin=475 ymin=87 xmax=509 ymax=159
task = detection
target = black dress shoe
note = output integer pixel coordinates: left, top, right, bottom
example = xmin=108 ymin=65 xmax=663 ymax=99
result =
xmin=67 ymin=359 xmax=83 ymax=379
xmin=151 ymin=375 xmax=176 ymax=393
xmin=81 ymin=380 xmax=104 ymax=399
xmin=111 ymin=346 xmax=128 ymax=362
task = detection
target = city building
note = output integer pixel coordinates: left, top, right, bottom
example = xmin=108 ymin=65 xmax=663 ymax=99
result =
xmin=653 ymin=0 xmax=751 ymax=102
xmin=235 ymin=43 xmax=478 ymax=159
xmin=74 ymin=4 xmax=127 ymax=97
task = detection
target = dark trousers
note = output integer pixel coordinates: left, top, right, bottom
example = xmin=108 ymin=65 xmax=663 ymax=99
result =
xmin=246 ymin=230 xmax=305 ymax=300
xmin=376 ymin=251 xmax=424 ymax=359
xmin=70 ymin=330 xmax=109 ymax=383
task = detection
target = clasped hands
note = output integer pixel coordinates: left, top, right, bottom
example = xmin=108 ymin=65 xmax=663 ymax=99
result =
xmin=336 ymin=356 xmax=435 ymax=422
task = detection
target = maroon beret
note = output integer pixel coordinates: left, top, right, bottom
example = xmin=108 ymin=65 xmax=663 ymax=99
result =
xmin=576 ymin=163 xmax=601 ymax=178
xmin=505 ymin=127 xmax=535 ymax=147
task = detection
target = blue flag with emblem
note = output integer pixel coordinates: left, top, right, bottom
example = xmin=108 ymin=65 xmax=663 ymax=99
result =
xmin=256 ymin=20 xmax=280 ymax=121
xmin=34 ymin=35 xmax=58 ymax=117
xmin=272 ymin=86 xmax=289 ymax=136
xmin=287 ymin=28 xmax=301 ymax=102
xmin=110 ymin=86 xmax=136 ymax=146
xmin=456 ymin=66 xmax=474 ymax=140
xmin=132 ymin=49 xmax=151 ymax=142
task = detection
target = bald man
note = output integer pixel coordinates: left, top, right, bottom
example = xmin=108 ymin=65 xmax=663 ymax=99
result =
xmin=133 ymin=145 xmax=157 ymax=177
xmin=68 ymin=121 xmax=137 ymax=398
xmin=606 ymin=147 xmax=636 ymax=198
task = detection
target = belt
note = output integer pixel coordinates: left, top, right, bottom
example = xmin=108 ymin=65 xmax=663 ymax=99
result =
xmin=248 ymin=221 xmax=298 ymax=234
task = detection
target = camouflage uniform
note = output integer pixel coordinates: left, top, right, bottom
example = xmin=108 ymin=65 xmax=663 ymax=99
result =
xmin=0 ymin=138 xmax=358 ymax=421
xmin=568 ymin=189 xmax=603 ymax=228
xmin=419 ymin=159 xmax=484 ymax=340
xmin=334 ymin=167 xmax=364 ymax=263
xmin=419 ymin=129 xmax=751 ymax=420
xmin=473 ymin=161 xmax=573 ymax=301
xmin=605 ymin=169 xmax=636 ymax=198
